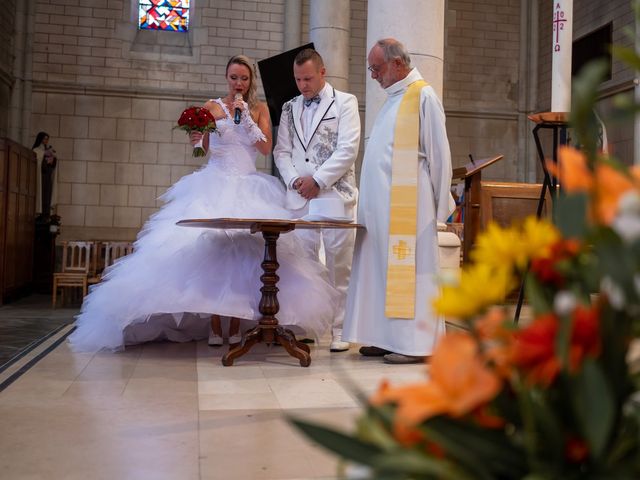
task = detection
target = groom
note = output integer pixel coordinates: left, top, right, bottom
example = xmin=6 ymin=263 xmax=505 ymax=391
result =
xmin=273 ymin=48 xmax=361 ymax=352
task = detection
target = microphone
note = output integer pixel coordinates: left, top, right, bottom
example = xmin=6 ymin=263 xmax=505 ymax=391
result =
xmin=233 ymin=93 xmax=242 ymax=125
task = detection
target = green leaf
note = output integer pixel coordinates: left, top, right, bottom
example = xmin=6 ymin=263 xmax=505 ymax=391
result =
xmin=554 ymin=193 xmax=589 ymax=240
xmin=289 ymin=417 xmax=383 ymax=467
xmin=356 ymin=413 xmax=399 ymax=451
xmin=571 ymin=359 xmax=616 ymax=458
xmin=526 ymin=388 xmax=565 ymax=465
xmin=611 ymin=45 xmax=640 ymax=71
xmin=555 ymin=313 xmax=572 ymax=372
xmin=524 ymin=272 xmax=552 ymax=316
xmin=423 ymin=416 xmax=527 ymax=479
xmin=375 ymin=450 xmax=472 ymax=480
xmin=571 ymin=60 xmax=609 ymax=158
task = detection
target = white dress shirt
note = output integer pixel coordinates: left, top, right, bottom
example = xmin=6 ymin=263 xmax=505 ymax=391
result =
xmin=300 ymin=83 xmax=329 ymax=142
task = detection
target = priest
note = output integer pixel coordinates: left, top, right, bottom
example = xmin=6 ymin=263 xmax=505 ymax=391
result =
xmin=342 ymin=38 xmax=455 ymax=364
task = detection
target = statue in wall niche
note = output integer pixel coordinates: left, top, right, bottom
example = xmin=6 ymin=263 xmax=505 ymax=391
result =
xmin=32 ymin=131 xmax=58 ymax=221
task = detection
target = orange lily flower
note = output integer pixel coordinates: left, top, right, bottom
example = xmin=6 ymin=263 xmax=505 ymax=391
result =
xmin=547 ymin=146 xmax=593 ymax=193
xmin=474 ymin=308 xmax=514 ymax=378
xmin=371 ymin=333 xmax=502 ymax=437
xmin=593 ymin=163 xmax=636 ymax=224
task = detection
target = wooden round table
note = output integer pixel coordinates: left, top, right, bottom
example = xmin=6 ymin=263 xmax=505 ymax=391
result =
xmin=177 ymin=218 xmax=362 ymax=367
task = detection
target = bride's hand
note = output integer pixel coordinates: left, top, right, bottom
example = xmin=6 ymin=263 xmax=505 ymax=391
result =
xmin=189 ymin=131 xmax=203 ymax=145
xmin=232 ymin=96 xmax=248 ymax=114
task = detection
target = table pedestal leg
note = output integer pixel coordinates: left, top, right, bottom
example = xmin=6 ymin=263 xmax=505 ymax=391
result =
xmin=222 ymin=230 xmax=311 ymax=367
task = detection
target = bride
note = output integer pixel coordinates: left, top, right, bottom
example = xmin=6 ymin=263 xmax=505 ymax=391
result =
xmin=69 ymin=55 xmax=339 ymax=352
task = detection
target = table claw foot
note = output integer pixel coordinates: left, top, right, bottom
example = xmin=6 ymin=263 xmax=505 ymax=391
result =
xmin=281 ymin=328 xmax=311 ymax=353
xmin=276 ymin=328 xmax=311 ymax=367
xmin=222 ymin=328 xmax=260 ymax=366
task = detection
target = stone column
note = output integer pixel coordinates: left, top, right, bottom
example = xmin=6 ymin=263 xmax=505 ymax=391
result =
xmin=9 ymin=0 xmax=35 ymax=145
xmin=518 ymin=0 xmax=539 ymax=182
xmin=364 ymin=0 xmax=445 ymax=141
xmin=309 ymin=0 xmax=350 ymax=91
xmin=283 ymin=0 xmax=302 ymax=51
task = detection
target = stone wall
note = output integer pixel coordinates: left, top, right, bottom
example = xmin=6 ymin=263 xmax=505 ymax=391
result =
xmin=444 ymin=0 xmax=526 ymax=181
xmin=1 ymin=2 xmax=17 ymax=139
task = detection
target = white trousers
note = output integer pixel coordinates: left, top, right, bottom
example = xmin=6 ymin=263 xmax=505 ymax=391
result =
xmin=292 ymin=203 xmax=356 ymax=334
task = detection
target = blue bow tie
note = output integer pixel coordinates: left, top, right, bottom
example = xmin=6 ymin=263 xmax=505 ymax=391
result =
xmin=303 ymin=95 xmax=321 ymax=107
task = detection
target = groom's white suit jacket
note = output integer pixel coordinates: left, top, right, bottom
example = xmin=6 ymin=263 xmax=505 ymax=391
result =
xmin=274 ymin=83 xmax=361 ymax=211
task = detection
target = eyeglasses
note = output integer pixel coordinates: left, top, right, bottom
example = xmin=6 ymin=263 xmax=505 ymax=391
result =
xmin=367 ymin=63 xmax=383 ymax=73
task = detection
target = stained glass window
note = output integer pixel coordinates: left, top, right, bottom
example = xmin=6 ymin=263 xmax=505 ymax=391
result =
xmin=138 ymin=0 xmax=190 ymax=32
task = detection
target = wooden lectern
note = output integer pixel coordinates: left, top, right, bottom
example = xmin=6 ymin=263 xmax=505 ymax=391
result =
xmin=452 ymin=154 xmax=504 ymax=262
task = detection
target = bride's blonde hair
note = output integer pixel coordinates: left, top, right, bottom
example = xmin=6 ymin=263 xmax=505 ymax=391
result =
xmin=226 ymin=55 xmax=258 ymax=111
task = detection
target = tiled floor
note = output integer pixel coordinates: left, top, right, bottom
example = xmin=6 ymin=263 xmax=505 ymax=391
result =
xmin=0 ymin=295 xmax=75 ymax=366
xmin=0 ymin=296 xmax=430 ymax=480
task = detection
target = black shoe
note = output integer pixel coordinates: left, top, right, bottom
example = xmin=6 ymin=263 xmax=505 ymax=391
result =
xmin=383 ymin=353 xmax=425 ymax=364
xmin=358 ymin=346 xmax=392 ymax=356
xmin=299 ymin=338 xmax=315 ymax=344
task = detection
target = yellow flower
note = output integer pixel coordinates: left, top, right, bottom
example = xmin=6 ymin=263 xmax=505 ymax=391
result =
xmin=520 ymin=217 xmax=561 ymax=261
xmin=471 ymin=218 xmax=559 ymax=272
xmin=471 ymin=222 xmax=528 ymax=270
xmin=433 ymin=263 xmax=514 ymax=319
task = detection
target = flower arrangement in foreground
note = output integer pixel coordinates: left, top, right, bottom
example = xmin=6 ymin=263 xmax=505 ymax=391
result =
xmin=175 ymin=106 xmax=217 ymax=157
xmin=290 ymin=10 xmax=640 ymax=479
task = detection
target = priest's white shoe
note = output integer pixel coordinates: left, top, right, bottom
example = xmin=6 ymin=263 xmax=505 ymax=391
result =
xmin=330 ymin=329 xmax=350 ymax=352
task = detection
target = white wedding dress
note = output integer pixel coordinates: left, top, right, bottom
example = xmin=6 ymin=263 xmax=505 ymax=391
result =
xmin=69 ymin=100 xmax=339 ymax=352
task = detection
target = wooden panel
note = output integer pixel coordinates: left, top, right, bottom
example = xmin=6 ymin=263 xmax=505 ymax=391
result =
xmin=0 ymin=139 xmax=5 ymax=302
xmin=19 ymin=151 xmax=29 ymax=193
xmin=480 ymin=182 xmax=551 ymax=229
xmin=18 ymin=194 xmax=30 ymax=285
xmin=4 ymin=191 xmax=17 ymax=289
xmin=0 ymin=139 xmax=37 ymax=303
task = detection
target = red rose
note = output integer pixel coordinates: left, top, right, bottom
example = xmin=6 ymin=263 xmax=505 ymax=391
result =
xmin=195 ymin=114 xmax=208 ymax=128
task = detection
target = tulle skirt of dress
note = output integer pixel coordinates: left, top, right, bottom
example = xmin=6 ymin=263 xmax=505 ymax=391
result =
xmin=69 ymin=161 xmax=339 ymax=352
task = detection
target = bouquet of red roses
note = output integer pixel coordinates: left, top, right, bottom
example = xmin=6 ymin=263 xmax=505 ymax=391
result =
xmin=175 ymin=106 xmax=217 ymax=157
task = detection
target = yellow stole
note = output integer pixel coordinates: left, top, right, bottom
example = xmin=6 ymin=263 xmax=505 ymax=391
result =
xmin=385 ymin=79 xmax=427 ymax=319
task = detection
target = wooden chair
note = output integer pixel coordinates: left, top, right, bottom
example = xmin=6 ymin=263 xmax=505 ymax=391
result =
xmin=87 ymin=241 xmax=105 ymax=286
xmin=52 ymin=241 xmax=93 ymax=308
xmin=104 ymin=241 xmax=134 ymax=268
xmin=87 ymin=241 xmax=134 ymax=286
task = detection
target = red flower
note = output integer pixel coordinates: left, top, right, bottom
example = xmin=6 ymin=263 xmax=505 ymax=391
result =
xmin=472 ymin=404 xmax=505 ymax=429
xmin=196 ymin=114 xmax=208 ymax=128
xmin=565 ymin=435 xmax=589 ymax=463
xmin=530 ymin=239 xmax=581 ymax=287
xmin=531 ymin=257 xmax=564 ymax=286
xmin=178 ymin=110 xmax=190 ymax=126
xmin=425 ymin=440 xmax=446 ymax=458
xmin=175 ymin=106 xmax=216 ymax=131
xmin=512 ymin=313 xmax=561 ymax=386
xmin=175 ymin=106 xmax=217 ymax=157
xmin=569 ymin=305 xmax=600 ymax=371
xmin=512 ymin=304 xmax=601 ymax=385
